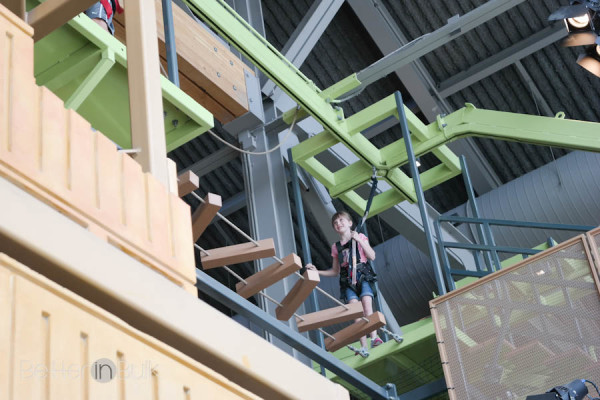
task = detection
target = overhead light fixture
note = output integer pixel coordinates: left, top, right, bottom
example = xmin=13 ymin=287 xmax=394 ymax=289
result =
xmin=556 ymin=1 xmax=599 ymax=46
xmin=577 ymin=44 xmax=600 ymax=77
xmin=549 ymin=1 xmax=600 ymax=76
xmin=567 ymin=13 xmax=591 ymax=28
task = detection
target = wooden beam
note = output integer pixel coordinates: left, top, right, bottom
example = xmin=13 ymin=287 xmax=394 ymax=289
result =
xmin=125 ymin=0 xmax=169 ymax=187
xmin=236 ymin=253 xmax=301 ymax=298
xmin=202 ymin=238 xmax=276 ymax=270
xmin=191 ymin=193 xmax=221 ymax=240
xmin=324 ymin=312 xmax=386 ymax=352
xmin=3 ymin=0 xmax=26 ymax=19
xmin=296 ymin=302 xmax=364 ymax=333
xmin=276 ymin=269 xmax=320 ymax=321
xmin=178 ymin=170 xmax=199 ymax=197
xmin=27 ymin=0 xmax=97 ymax=41
xmin=113 ymin=0 xmax=251 ymax=123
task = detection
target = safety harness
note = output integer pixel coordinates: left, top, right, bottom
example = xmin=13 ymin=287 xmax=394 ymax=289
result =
xmin=99 ymin=0 xmax=124 ymax=19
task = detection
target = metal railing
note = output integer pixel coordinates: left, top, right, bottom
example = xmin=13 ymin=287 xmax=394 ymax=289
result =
xmin=434 ymin=215 xmax=595 ymax=291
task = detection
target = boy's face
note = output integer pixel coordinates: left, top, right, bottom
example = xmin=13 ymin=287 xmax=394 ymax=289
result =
xmin=332 ymin=215 xmax=352 ymax=234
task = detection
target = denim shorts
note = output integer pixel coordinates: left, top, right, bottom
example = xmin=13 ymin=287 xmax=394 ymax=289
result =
xmin=345 ymin=280 xmax=374 ymax=302
xmin=85 ymin=2 xmax=115 ymax=35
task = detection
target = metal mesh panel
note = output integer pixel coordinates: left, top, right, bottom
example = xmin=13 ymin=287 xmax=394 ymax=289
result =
xmin=432 ymin=238 xmax=600 ymax=400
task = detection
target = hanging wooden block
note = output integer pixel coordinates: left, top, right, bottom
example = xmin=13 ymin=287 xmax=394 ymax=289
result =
xmin=178 ymin=170 xmax=199 ymax=197
xmin=275 ymin=269 xmax=320 ymax=321
xmin=192 ymin=193 xmax=221 ymax=240
xmin=296 ymin=302 xmax=364 ymax=333
xmin=201 ymin=238 xmax=276 ymax=270
xmin=236 ymin=253 xmax=301 ymax=298
xmin=324 ymin=312 xmax=386 ymax=352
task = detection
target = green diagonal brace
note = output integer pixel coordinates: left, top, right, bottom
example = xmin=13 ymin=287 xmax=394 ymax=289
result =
xmin=64 ymin=48 xmax=115 ymax=110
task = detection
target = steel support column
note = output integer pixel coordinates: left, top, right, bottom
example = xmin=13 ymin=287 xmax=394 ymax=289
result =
xmin=288 ymin=148 xmax=326 ymax=376
xmin=241 ymin=104 xmax=304 ymax=360
xmin=161 ymin=0 xmax=180 ymax=86
xmin=396 ymin=91 xmax=446 ymax=296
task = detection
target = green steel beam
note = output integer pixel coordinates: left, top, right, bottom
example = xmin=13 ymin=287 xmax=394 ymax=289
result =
xmin=295 ymin=99 xmax=600 ymax=216
xmin=292 ymin=93 xmax=461 ymax=215
xmin=440 ymin=104 xmax=600 ymax=151
xmin=35 ymin=43 xmax=101 ymax=90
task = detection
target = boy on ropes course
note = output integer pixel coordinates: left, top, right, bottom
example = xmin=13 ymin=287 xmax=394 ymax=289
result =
xmin=306 ymin=169 xmax=383 ymax=357
xmin=306 ymin=211 xmax=382 ymax=357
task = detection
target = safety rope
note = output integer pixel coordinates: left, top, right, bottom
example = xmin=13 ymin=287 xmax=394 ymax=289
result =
xmin=196 ymin=244 xmax=337 ymax=341
xmin=190 ymin=190 xmax=363 ymax=318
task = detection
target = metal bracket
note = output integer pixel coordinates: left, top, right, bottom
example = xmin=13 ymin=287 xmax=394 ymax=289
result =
xmin=436 ymin=113 xmax=448 ymax=133
xmin=223 ymin=69 xmax=266 ymax=135
xmin=384 ymin=383 xmax=398 ymax=400
xmin=238 ymin=131 xmax=257 ymax=151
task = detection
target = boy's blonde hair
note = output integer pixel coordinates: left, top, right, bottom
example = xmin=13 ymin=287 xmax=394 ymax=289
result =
xmin=331 ymin=211 xmax=352 ymax=227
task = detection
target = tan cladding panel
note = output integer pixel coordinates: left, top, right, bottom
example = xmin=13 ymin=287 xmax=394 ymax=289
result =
xmin=0 ymin=253 xmax=259 ymax=400
xmin=0 ymin=6 xmax=196 ymax=294
xmin=114 ymin=1 xmax=252 ymax=123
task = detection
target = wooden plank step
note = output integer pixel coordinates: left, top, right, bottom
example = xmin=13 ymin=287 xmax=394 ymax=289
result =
xmin=202 ymin=238 xmax=276 ymax=270
xmin=276 ymin=269 xmax=320 ymax=321
xmin=296 ymin=302 xmax=364 ymax=333
xmin=192 ymin=193 xmax=222 ymax=240
xmin=236 ymin=253 xmax=301 ymax=298
xmin=178 ymin=170 xmax=199 ymax=197
xmin=324 ymin=312 xmax=386 ymax=352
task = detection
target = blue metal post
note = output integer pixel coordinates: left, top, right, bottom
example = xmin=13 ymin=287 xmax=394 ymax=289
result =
xmin=434 ymin=219 xmax=454 ymax=292
xmin=459 ymin=156 xmax=495 ymax=271
xmin=362 ymin=225 xmax=389 ymax=342
xmin=287 ymin=148 xmax=327 ymax=376
xmin=395 ymin=91 xmax=446 ymax=296
xmin=162 ymin=0 xmax=180 ymax=87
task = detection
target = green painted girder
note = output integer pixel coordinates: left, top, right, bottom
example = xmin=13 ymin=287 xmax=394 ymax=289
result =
xmin=30 ymin=0 xmax=213 ymax=151
xmin=295 ymin=100 xmax=600 ymax=217
xmin=292 ymin=93 xmax=461 ymax=216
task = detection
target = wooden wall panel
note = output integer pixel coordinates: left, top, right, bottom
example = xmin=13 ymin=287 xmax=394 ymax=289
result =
xmin=1 ymin=254 xmax=259 ymax=400
xmin=0 ymin=6 xmax=197 ymax=295
xmin=68 ymin=111 xmax=96 ymax=209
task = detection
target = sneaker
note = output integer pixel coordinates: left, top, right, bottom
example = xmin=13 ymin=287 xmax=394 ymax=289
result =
xmin=371 ymin=337 xmax=383 ymax=348
xmin=354 ymin=347 xmax=369 ymax=358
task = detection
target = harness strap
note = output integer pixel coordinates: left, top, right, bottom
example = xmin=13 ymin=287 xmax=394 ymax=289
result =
xmin=99 ymin=0 xmax=113 ymax=19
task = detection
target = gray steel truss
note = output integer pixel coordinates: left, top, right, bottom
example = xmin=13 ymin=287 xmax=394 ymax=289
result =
xmin=437 ymin=22 xmax=567 ymax=98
